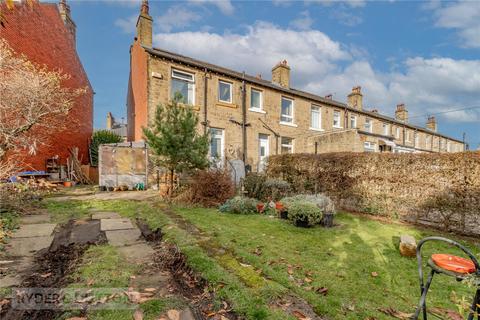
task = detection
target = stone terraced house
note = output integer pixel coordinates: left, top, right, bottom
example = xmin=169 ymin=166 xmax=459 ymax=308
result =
xmin=127 ymin=1 xmax=465 ymax=172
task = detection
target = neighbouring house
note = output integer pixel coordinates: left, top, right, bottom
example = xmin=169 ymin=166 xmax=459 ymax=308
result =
xmin=106 ymin=112 xmax=128 ymax=142
xmin=0 ymin=0 xmax=93 ymax=171
xmin=126 ymin=0 xmax=464 ymax=172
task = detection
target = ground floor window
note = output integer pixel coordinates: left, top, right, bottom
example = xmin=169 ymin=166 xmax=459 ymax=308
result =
xmin=281 ymin=137 xmax=293 ymax=154
xmin=209 ymin=128 xmax=224 ymax=166
xmin=364 ymin=141 xmax=376 ymax=152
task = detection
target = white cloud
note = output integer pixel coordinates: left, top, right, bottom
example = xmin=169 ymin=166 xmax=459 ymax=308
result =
xmin=290 ymin=11 xmax=314 ymax=30
xmin=432 ymin=1 xmax=480 ymax=48
xmin=115 ymin=14 xmax=137 ymax=34
xmin=330 ymin=8 xmax=363 ymax=26
xmin=156 ymin=6 xmax=201 ymax=32
xmin=309 ymin=0 xmax=366 ymax=8
xmin=188 ymin=0 xmax=235 ymax=15
xmin=153 ymin=22 xmax=480 ymax=125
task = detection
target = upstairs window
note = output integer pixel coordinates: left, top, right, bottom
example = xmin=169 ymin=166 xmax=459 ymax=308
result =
xmin=350 ymin=115 xmax=357 ymax=129
xmin=396 ymin=127 xmax=400 ymax=139
xmin=310 ymin=105 xmax=321 ymax=129
xmin=414 ymin=133 xmax=419 ymax=147
xmin=250 ymin=88 xmax=263 ymax=110
xmin=218 ymin=80 xmax=232 ymax=103
xmin=426 ymin=136 xmax=431 ymax=148
xmin=280 ymin=97 xmax=294 ymax=123
xmin=333 ymin=110 xmax=341 ymax=128
xmin=364 ymin=118 xmax=372 ymax=133
xmin=383 ymin=123 xmax=390 ymax=136
xmin=405 ymin=130 xmax=410 ymax=142
xmin=171 ymin=69 xmax=195 ymax=105
xmin=281 ymin=137 xmax=293 ymax=154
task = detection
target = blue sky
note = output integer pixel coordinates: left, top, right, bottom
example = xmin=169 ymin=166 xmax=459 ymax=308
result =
xmin=69 ymin=0 xmax=480 ymax=148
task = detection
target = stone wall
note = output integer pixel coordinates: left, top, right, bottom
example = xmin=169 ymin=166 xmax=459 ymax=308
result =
xmin=266 ymin=152 xmax=480 ymax=236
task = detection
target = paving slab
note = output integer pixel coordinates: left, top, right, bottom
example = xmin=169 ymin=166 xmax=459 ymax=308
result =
xmin=106 ymin=229 xmax=142 ymax=247
xmin=11 ymin=224 xmax=56 ymax=238
xmin=5 ymin=236 xmax=54 ymax=257
xmin=100 ymin=218 xmax=134 ymax=231
xmin=117 ymin=243 xmax=155 ymax=264
xmin=0 ymin=274 xmax=23 ymax=288
xmin=91 ymin=212 xmax=121 ymax=220
xmin=20 ymin=214 xmax=50 ymax=225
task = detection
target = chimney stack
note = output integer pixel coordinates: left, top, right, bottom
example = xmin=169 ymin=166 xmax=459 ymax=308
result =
xmin=136 ymin=0 xmax=153 ymax=47
xmin=106 ymin=112 xmax=114 ymax=130
xmin=395 ymin=103 xmax=408 ymax=123
xmin=347 ymin=86 xmax=363 ymax=110
xmin=426 ymin=116 xmax=437 ymax=132
xmin=58 ymin=0 xmax=76 ymax=43
xmin=271 ymin=60 xmax=290 ymax=88
xmin=325 ymin=94 xmax=333 ymax=100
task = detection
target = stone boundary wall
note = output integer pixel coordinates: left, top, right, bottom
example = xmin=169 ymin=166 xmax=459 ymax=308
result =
xmin=266 ymin=152 xmax=480 ymax=236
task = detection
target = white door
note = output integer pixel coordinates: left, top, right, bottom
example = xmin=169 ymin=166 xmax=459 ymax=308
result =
xmin=258 ymin=134 xmax=269 ymax=172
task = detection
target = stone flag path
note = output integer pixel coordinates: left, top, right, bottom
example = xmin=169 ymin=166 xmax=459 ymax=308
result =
xmin=1 ymin=213 xmax=55 ymax=288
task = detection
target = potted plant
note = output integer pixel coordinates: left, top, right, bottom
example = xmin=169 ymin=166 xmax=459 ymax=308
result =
xmin=256 ymin=202 xmax=265 ymax=214
xmin=286 ymin=200 xmax=322 ymax=228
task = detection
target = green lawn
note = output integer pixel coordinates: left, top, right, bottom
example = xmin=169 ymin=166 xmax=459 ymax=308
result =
xmin=44 ymin=199 xmax=480 ymax=320
xmin=173 ymin=207 xmax=479 ymax=320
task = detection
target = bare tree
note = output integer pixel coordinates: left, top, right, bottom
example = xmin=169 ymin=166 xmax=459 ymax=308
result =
xmin=0 ymin=39 xmax=85 ymax=178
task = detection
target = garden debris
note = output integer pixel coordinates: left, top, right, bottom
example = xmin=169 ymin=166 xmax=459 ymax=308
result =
xmin=315 ymin=287 xmax=328 ymax=296
xmin=378 ymin=307 xmax=413 ymax=319
xmin=371 ymin=271 xmax=379 ymax=277
xmin=429 ymin=307 xmax=463 ymax=320
xmin=66 ymin=147 xmax=91 ymax=184
xmin=292 ymin=310 xmax=311 ymax=320
xmin=133 ymin=309 xmax=144 ymax=320
xmin=399 ymin=234 xmax=417 ymax=257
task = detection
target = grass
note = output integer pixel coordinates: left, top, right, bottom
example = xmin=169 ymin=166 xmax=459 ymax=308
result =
xmin=173 ymin=207 xmax=480 ymax=320
xmin=44 ymin=199 xmax=480 ymax=320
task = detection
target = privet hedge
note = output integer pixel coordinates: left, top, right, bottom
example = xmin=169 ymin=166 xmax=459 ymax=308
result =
xmin=266 ymin=152 xmax=480 ymax=236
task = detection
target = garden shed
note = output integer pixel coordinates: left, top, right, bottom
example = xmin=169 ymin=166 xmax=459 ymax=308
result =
xmin=98 ymin=141 xmax=148 ymax=190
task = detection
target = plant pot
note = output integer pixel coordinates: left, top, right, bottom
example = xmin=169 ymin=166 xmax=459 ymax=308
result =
xmin=279 ymin=211 xmax=288 ymax=220
xmin=256 ymin=203 xmax=265 ymax=214
xmin=275 ymin=202 xmax=284 ymax=211
xmin=98 ymin=185 xmax=107 ymax=191
xmin=107 ymin=186 xmax=114 ymax=192
xmin=63 ymin=181 xmax=72 ymax=187
xmin=321 ymin=213 xmax=334 ymax=228
xmin=294 ymin=218 xmax=310 ymax=228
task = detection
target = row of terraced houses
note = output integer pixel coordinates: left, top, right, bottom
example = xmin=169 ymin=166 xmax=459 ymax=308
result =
xmin=127 ymin=1 xmax=465 ymax=172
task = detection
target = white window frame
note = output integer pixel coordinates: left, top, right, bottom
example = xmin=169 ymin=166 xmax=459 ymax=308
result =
xmin=218 ymin=80 xmax=233 ymax=103
xmin=333 ymin=110 xmax=342 ymax=128
xmin=364 ymin=141 xmax=376 ymax=152
xmin=350 ymin=115 xmax=357 ymax=129
xmin=281 ymin=137 xmax=294 ymax=154
xmin=310 ymin=105 xmax=322 ymax=131
xmin=249 ymin=88 xmax=264 ymax=113
xmin=280 ymin=97 xmax=295 ymax=125
xmin=171 ymin=69 xmax=195 ymax=105
xmin=383 ymin=123 xmax=390 ymax=136
xmin=414 ymin=133 xmax=419 ymax=148
xmin=209 ymin=128 xmax=225 ymax=166
xmin=396 ymin=127 xmax=400 ymax=139
xmin=447 ymin=141 xmax=451 ymax=152
xmin=426 ymin=136 xmax=431 ymax=148
xmin=365 ymin=118 xmax=372 ymax=133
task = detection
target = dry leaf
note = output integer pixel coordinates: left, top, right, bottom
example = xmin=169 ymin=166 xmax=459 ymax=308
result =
xmin=133 ymin=309 xmax=144 ymax=320
xmin=167 ymin=309 xmax=180 ymax=320
xmin=66 ymin=317 xmax=87 ymax=320
xmin=239 ymin=263 xmax=251 ymax=268
xmin=292 ymin=310 xmax=311 ymax=320
xmin=287 ymin=267 xmax=294 ymax=275
xmin=378 ymin=307 xmax=413 ymax=319
xmin=315 ymin=287 xmax=328 ymax=296
xmin=304 ymin=277 xmax=313 ymax=283
xmin=75 ymin=296 xmax=94 ymax=303
xmin=40 ymin=272 xmax=52 ymax=278
xmin=143 ymin=288 xmax=157 ymax=293
xmin=430 ymin=307 xmax=463 ymax=320
xmin=371 ymin=272 xmax=378 ymax=277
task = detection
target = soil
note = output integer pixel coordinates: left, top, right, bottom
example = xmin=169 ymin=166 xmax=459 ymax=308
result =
xmin=0 ymin=219 xmax=106 ymax=320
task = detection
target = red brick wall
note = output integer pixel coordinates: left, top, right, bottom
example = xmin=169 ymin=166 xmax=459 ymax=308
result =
xmin=127 ymin=40 xmax=148 ymax=142
xmin=0 ymin=2 xmax=93 ymax=170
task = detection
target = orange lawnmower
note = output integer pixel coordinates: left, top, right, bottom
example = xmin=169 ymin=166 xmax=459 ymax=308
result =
xmin=414 ymin=236 xmax=480 ymax=320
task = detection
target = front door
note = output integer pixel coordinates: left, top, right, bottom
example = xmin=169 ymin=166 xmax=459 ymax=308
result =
xmin=258 ymin=134 xmax=269 ymax=172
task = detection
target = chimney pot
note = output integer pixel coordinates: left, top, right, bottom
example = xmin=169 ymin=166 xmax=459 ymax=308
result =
xmin=426 ymin=115 xmax=437 ymax=132
xmin=325 ymin=94 xmax=333 ymax=100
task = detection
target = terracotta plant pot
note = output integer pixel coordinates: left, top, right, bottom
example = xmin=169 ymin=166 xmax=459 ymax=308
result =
xmin=63 ymin=181 xmax=72 ymax=187
xmin=256 ymin=203 xmax=265 ymax=213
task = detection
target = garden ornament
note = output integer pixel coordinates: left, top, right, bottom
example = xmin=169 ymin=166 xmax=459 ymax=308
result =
xmin=413 ymin=236 xmax=479 ymax=320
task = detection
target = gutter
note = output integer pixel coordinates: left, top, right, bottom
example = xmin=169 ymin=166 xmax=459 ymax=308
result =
xmin=241 ymin=72 xmax=247 ymax=164
xmin=203 ymin=67 xmax=208 ymax=134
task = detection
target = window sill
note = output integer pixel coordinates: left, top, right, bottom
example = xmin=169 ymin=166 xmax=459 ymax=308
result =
xmin=333 ymin=126 xmax=343 ymax=129
xmin=309 ymin=127 xmax=324 ymax=132
xmin=217 ymin=102 xmax=237 ymax=109
xmin=279 ymin=121 xmax=298 ymax=127
xmin=249 ymin=108 xmax=266 ymax=114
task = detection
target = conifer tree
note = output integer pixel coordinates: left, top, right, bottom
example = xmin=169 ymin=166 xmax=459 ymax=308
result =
xmin=143 ymin=94 xmax=209 ymax=197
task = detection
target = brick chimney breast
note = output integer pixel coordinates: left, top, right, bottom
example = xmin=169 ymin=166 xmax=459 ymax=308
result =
xmin=395 ymin=103 xmax=408 ymax=123
xmin=426 ymin=115 xmax=437 ymax=132
xmin=271 ymin=60 xmax=290 ymax=88
xmin=347 ymin=86 xmax=363 ymax=110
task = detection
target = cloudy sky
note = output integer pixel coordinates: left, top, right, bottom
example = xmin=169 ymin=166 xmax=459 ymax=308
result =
xmin=70 ymin=0 xmax=480 ymax=148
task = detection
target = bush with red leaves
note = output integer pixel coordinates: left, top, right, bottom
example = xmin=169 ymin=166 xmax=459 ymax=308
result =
xmin=184 ymin=169 xmax=235 ymax=207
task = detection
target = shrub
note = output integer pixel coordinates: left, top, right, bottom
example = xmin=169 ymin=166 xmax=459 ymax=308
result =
xmin=185 ymin=169 xmax=235 ymax=207
xmin=281 ymin=194 xmax=335 ymax=215
xmin=89 ymin=130 xmax=122 ymax=166
xmin=286 ymin=200 xmax=322 ymax=227
xmin=243 ymin=174 xmax=291 ymax=201
xmin=219 ymin=196 xmax=259 ymax=214
xmin=243 ymin=173 xmax=267 ymax=200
